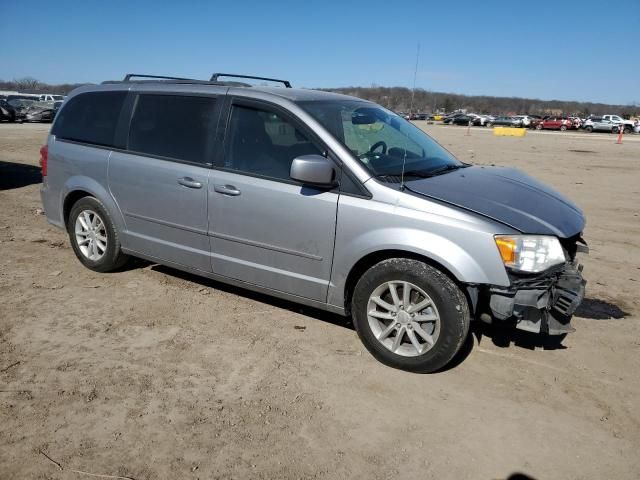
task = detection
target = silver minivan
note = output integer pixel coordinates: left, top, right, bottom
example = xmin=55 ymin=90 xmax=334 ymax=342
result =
xmin=40 ymin=73 xmax=587 ymax=372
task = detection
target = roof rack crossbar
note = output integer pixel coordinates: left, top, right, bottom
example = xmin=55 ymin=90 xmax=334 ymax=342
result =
xmin=123 ymin=73 xmax=201 ymax=82
xmin=210 ymin=73 xmax=291 ymax=88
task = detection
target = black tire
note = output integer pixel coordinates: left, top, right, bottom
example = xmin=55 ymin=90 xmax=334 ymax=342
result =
xmin=623 ymin=126 xmax=632 ymax=134
xmin=536 ymin=124 xmax=543 ymax=130
xmin=67 ymin=196 xmax=129 ymax=272
xmin=352 ymin=258 xmax=470 ymax=373
xmin=585 ymin=126 xmax=593 ymax=132
xmin=560 ymin=125 xmax=567 ymax=131
xmin=486 ymin=122 xmax=493 ymax=128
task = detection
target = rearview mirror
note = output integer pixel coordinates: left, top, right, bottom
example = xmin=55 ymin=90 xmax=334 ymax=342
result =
xmin=290 ymin=154 xmax=336 ymax=187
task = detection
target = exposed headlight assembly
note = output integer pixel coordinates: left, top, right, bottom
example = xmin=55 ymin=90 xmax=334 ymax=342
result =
xmin=495 ymin=235 xmax=566 ymax=273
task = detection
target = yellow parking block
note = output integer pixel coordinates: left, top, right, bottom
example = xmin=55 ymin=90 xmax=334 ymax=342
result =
xmin=493 ymin=127 xmax=527 ymax=137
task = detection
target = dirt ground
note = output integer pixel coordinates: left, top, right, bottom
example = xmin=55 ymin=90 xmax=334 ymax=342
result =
xmin=1 ymin=122 xmax=639 ymax=480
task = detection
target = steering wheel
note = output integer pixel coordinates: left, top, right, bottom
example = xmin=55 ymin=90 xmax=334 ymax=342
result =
xmin=369 ymin=141 xmax=387 ymax=155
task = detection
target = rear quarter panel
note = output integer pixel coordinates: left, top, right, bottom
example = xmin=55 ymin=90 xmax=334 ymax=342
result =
xmin=43 ymin=138 xmax=125 ymax=232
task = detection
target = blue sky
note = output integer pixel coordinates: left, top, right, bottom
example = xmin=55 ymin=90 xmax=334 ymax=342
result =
xmin=1 ymin=0 xmax=638 ymax=104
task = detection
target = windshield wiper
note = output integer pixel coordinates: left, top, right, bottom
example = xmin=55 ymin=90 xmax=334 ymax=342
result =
xmin=373 ymin=164 xmax=470 ymax=182
xmin=424 ymin=164 xmax=469 ymax=176
xmin=402 ymin=164 xmax=469 ymax=179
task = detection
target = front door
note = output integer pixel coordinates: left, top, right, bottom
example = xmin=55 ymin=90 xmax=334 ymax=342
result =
xmin=208 ymin=100 xmax=339 ymax=301
xmin=109 ymin=93 xmax=221 ymax=272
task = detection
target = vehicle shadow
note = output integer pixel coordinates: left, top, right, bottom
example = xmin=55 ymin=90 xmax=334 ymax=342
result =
xmin=148 ymin=263 xmax=354 ymax=331
xmin=473 ymin=322 xmax=568 ymax=351
xmin=575 ymin=297 xmax=628 ymax=319
xmin=0 ymin=160 xmax=42 ymax=190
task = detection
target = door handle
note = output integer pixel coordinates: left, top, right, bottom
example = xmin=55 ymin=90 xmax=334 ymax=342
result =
xmin=178 ymin=177 xmax=203 ymax=189
xmin=214 ymin=184 xmax=241 ymax=196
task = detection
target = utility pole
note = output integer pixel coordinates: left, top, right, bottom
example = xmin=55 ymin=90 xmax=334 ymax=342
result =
xmin=409 ymin=43 xmax=420 ymax=115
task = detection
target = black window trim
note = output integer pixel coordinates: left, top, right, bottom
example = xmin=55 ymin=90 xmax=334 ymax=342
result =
xmin=122 ymin=91 xmax=224 ymax=168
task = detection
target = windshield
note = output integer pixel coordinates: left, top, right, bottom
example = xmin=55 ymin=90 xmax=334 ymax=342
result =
xmin=299 ymin=100 xmax=462 ymax=180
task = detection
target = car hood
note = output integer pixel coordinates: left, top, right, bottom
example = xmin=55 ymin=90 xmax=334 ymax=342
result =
xmin=403 ymin=165 xmax=585 ymax=238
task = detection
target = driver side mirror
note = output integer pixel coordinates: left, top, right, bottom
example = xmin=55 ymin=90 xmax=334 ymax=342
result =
xmin=290 ymin=154 xmax=336 ymax=187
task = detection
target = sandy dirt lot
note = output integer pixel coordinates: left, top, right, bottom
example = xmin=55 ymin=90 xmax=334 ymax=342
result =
xmin=1 ymin=122 xmax=639 ymax=480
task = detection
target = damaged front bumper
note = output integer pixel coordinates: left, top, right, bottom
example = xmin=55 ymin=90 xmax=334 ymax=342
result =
xmin=488 ymin=261 xmax=586 ymax=335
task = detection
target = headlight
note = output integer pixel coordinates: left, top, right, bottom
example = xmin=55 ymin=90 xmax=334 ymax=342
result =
xmin=494 ymin=235 xmax=566 ymax=273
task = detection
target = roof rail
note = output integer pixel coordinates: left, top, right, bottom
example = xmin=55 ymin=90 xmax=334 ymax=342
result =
xmin=123 ymin=73 xmax=201 ymax=82
xmin=210 ymin=73 xmax=292 ymax=88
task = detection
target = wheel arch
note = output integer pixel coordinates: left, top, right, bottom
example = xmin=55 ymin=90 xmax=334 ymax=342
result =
xmin=342 ymin=249 xmax=464 ymax=316
xmin=61 ymin=176 xmax=126 ymax=232
xmin=63 ymin=190 xmax=93 ymax=226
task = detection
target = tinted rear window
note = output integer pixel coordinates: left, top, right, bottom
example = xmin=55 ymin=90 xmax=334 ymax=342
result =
xmin=52 ymin=91 xmax=127 ymax=147
xmin=128 ymin=94 xmax=218 ymax=164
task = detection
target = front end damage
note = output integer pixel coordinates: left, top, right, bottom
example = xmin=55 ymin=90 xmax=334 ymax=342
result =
xmin=488 ymin=261 xmax=586 ymax=334
xmin=477 ymin=237 xmax=587 ymax=335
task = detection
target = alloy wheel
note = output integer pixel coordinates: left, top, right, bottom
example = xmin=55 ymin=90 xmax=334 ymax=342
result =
xmin=74 ymin=209 xmax=108 ymax=261
xmin=367 ymin=281 xmax=441 ymax=357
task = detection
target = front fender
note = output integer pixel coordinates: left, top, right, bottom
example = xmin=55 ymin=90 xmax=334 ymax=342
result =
xmin=327 ymin=195 xmax=512 ymax=309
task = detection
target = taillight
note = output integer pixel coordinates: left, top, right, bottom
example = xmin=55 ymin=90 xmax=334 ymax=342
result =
xmin=39 ymin=145 xmax=48 ymax=176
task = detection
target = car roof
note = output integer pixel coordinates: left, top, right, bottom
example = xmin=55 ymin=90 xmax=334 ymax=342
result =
xmin=73 ymin=81 xmax=363 ymax=105
xmin=239 ymin=86 xmax=358 ymax=102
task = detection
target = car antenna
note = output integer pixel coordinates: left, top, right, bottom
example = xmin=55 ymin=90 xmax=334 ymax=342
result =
xmin=401 ymin=42 xmax=420 ymax=191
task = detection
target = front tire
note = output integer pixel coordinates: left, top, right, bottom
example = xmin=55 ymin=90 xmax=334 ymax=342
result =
xmin=67 ymin=196 xmax=129 ymax=272
xmin=585 ymin=126 xmax=593 ymax=132
xmin=352 ymin=258 xmax=470 ymax=373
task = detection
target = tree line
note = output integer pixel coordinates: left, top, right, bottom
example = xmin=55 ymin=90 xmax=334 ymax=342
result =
xmin=0 ymin=77 xmax=87 ymax=96
xmin=2 ymin=77 xmax=637 ymax=117
xmin=321 ymin=86 xmax=638 ymax=118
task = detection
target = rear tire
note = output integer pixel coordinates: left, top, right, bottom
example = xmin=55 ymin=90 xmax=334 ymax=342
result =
xmin=536 ymin=124 xmax=543 ymax=130
xmin=560 ymin=125 xmax=567 ymax=131
xmin=623 ymin=126 xmax=632 ymax=134
xmin=352 ymin=258 xmax=470 ymax=373
xmin=67 ymin=196 xmax=129 ymax=273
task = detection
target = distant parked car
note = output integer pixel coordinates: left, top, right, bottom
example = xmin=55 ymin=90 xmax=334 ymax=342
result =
xmin=38 ymin=94 xmax=65 ymax=102
xmin=0 ymin=99 xmax=17 ymax=122
xmin=443 ymin=113 xmax=466 ymax=124
xmin=472 ymin=114 xmax=494 ymax=126
xmin=6 ymin=98 xmax=37 ymax=122
xmin=600 ymin=115 xmax=634 ymax=134
xmin=487 ymin=116 xmax=522 ymax=128
xmin=513 ymin=115 xmax=533 ymax=127
xmin=528 ymin=116 xmax=545 ymax=129
xmin=24 ymin=102 xmax=56 ymax=123
xmin=536 ymin=116 xmax=574 ymax=131
xmin=450 ymin=114 xmax=476 ymax=126
xmin=582 ymin=117 xmax=620 ymax=133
